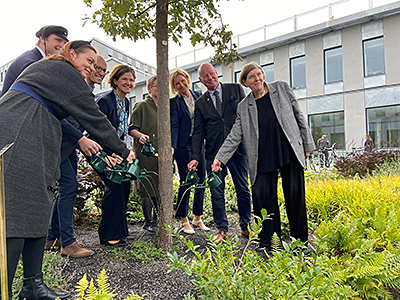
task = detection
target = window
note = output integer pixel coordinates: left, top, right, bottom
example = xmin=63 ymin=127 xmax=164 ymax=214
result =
xmin=262 ymin=64 xmax=274 ymax=83
xmin=290 ymin=56 xmax=306 ymax=89
xmin=1 ymin=72 xmax=3 ymax=82
xmin=192 ymin=81 xmax=202 ymax=93
xmin=324 ymin=47 xmax=343 ymax=84
xmin=118 ymin=53 xmax=123 ymax=61
xmin=367 ymin=105 xmax=400 ymax=148
xmin=363 ymin=37 xmax=385 ymax=77
xmin=127 ymin=58 xmax=132 ymax=65
xmin=308 ymin=111 xmax=345 ymax=150
xmin=108 ymin=48 xmax=113 ymax=58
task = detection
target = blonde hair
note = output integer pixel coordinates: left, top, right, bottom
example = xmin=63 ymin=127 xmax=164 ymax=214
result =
xmin=169 ymin=68 xmax=192 ymax=96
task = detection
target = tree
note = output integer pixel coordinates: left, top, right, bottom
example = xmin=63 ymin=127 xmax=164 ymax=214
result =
xmin=83 ymin=0 xmax=240 ymax=250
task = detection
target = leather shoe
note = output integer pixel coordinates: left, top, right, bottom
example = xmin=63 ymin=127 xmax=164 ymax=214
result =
xmin=61 ymin=241 xmax=94 ymax=258
xmin=255 ymin=245 xmax=272 ymax=255
xmin=44 ymin=239 xmax=61 ymax=250
xmin=212 ymin=229 xmax=226 ymax=243
xmin=241 ymin=229 xmax=257 ymax=238
xmin=142 ymin=223 xmax=156 ymax=234
xmin=100 ymin=239 xmax=128 ymax=247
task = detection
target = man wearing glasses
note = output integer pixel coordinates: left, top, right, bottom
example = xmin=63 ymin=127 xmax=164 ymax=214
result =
xmin=86 ymin=55 xmax=108 ymax=90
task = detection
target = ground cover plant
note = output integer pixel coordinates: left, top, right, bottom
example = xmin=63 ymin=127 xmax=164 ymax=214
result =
xmin=9 ymin=157 xmax=400 ymax=299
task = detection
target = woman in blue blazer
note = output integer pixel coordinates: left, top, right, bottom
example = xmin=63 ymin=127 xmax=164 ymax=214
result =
xmin=170 ymin=68 xmax=208 ymax=234
xmin=93 ymin=64 xmax=136 ymax=246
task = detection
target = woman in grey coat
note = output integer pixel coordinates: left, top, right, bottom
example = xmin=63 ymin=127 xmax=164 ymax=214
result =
xmin=212 ymin=62 xmax=314 ymax=252
xmin=0 ymin=41 xmax=135 ymax=300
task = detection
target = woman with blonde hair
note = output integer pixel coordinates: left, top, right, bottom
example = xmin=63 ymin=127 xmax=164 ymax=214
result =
xmin=170 ymin=68 xmax=208 ymax=234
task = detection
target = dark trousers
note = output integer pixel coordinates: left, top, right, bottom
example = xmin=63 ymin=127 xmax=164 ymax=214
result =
xmin=320 ymin=149 xmax=329 ymax=166
xmin=207 ymin=152 xmax=252 ymax=232
xmin=97 ymin=171 xmax=130 ymax=241
xmin=252 ymin=160 xmax=308 ymax=247
xmin=175 ymin=138 xmax=206 ymax=218
xmin=7 ymin=236 xmax=46 ymax=298
xmin=47 ymin=151 xmax=78 ymax=248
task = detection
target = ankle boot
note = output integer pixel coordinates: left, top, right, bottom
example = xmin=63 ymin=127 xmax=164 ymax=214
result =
xmin=18 ymin=272 xmax=70 ymax=300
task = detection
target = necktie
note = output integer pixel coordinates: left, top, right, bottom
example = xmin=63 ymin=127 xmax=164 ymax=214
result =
xmin=214 ymin=90 xmax=222 ymax=116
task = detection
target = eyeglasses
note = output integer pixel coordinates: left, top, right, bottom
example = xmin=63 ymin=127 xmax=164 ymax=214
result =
xmin=94 ymin=65 xmax=108 ymax=74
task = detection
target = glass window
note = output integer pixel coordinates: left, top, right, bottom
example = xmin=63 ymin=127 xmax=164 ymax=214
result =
xmin=367 ymin=105 xmax=400 ymax=148
xmin=262 ymin=64 xmax=274 ymax=83
xmin=290 ymin=56 xmax=306 ymax=89
xmin=324 ymin=47 xmax=343 ymax=84
xmin=107 ymin=48 xmax=113 ymax=58
xmin=363 ymin=37 xmax=385 ymax=77
xmin=308 ymin=111 xmax=345 ymax=150
xmin=192 ymin=81 xmax=203 ymax=93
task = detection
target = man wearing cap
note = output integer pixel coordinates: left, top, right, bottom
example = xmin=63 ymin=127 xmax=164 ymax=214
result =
xmin=86 ymin=55 xmax=108 ymax=90
xmin=1 ymin=25 xmax=68 ymax=96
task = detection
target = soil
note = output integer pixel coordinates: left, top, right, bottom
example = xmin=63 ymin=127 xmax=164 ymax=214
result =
xmin=58 ymin=222 xmax=400 ymax=300
xmin=60 ymin=222 xmax=250 ymax=300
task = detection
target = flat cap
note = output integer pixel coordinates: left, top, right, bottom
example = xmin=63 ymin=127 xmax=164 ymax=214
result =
xmin=35 ymin=25 xmax=68 ymax=41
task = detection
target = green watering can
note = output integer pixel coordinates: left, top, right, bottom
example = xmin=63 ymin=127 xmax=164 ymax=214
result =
xmin=106 ymin=159 xmax=151 ymax=184
xmin=89 ymin=151 xmax=110 ymax=173
xmin=141 ymin=140 xmax=157 ymax=158
xmin=180 ymin=170 xmax=222 ymax=189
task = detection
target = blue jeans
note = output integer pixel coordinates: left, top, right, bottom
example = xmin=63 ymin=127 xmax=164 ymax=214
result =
xmin=47 ymin=151 xmax=78 ymax=248
xmin=207 ymin=152 xmax=252 ymax=232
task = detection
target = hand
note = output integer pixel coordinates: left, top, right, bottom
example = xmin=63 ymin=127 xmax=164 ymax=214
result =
xmin=187 ymin=160 xmax=199 ymax=171
xmin=105 ymin=155 xmax=118 ymax=168
xmin=126 ymin=150 xmax=136 ymax=162
xmin=139 ymin=134 xmax=149 ymax=145
xmin=305 ymin=151 xmax=312 ymax=158
xmin=171 ymin=147 xmax=175 ymax=156
xmin=211 ymin=159 xmax=222 ymax=172
xmin=111 ymin=153 xmax=124 ymax=164
xmin=78 ymin=136 xmax=102 ymax=156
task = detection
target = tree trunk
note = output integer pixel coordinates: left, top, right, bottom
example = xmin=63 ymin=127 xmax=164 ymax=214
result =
xmin=155 ymin=0 xmax=173 ymax=250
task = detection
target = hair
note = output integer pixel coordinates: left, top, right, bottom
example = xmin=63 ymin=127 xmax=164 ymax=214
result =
xmin=365 ymin=134 xmax=372 ymax=141
xmin=46 ymin=40 xmax=97 ymax=72
xmin=169 ymin=68 xmax=192 ymax=96
xmin=108 ymin=64 xmax=136 ymax=89
xmin=146 ymin=75 xmax=157 ymax=89
xmin=238 ymin=61 xmax=265 ymax=87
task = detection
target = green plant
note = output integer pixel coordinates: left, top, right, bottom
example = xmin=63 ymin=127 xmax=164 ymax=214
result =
xmin=75 ymin=269 xmax=146 ymax=300
xmin=108 ymin=241 xmax=167 ymax=265
xmin=126 ymin=193 xmax=144 ymax=224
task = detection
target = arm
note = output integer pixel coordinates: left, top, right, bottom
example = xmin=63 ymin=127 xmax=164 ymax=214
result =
xmin=215 ymin=111 xmax=244 ymax=165
xmin=170 ymin=97 xmax=179 ymax=150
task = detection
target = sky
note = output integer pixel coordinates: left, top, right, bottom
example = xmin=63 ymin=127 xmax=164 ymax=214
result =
xmin=0 ymin=0 xmax=395 ymax=68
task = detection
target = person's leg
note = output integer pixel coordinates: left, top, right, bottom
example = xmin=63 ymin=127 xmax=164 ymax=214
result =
xmin=226 ymin=153 xmax=252 ymax=232
xmin=207 ymin=160 xmax=229 ymax=233
xmin=192 ymin=142 xmax=205 ymax=217
xmin=280 ymin=161 xmax=308 ymax=243
xmin=251 ymin=172 xmax=280 ymax=248
xmin=97 ymin=173 xmax=129 ymax=242
xmin=57 ymin=152 xmax=79 ymax=248
xmin=174 ymin=146 xmax=191 ymax=219
xmin=6 ymin=237 xmax=24 ymax=298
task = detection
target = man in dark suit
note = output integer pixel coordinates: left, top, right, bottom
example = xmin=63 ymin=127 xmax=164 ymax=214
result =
xmin=188 ymin=63 xmax=252 ymax=243
xmin=1 ymin=25 xmax=68 ymax=96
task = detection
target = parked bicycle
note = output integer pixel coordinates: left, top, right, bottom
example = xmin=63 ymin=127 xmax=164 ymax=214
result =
xmin=345 ymin=146 xmax=364 ymax=158
xmin=307 ymin=142 xmax=339 ymax=172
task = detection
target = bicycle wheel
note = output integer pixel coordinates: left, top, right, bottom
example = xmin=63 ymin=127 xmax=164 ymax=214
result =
xmin=312 ymin=153 xmax=321 ymax=172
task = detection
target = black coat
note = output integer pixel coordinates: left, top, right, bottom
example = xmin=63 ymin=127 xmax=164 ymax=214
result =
xmin=1 ymin=48 xmax=43 ymax=96
xmin=191 ymin=83 xmax=246 ymax=162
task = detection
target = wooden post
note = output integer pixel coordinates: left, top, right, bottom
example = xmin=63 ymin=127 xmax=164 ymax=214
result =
xmin=0 ymin=143 xmax=13 ymax=300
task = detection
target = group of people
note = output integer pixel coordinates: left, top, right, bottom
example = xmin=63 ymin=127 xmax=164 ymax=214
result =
xmin=0 ymin=24 xmax=316 ymax=300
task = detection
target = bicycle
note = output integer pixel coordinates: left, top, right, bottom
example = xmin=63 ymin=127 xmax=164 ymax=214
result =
xmin=345 ymin=146 xmax=364 ymax=158
xmin=307 ymin=142 xmax=339 ymax=172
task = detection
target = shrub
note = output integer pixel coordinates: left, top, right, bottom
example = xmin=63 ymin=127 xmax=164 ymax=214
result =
xmin=334 ymin=150 xmax=400 ymax=178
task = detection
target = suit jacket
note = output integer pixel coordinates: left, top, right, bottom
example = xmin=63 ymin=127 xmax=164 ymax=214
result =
xmin=91 ymin=90 xmax=130 ymax=155
xmin=191 ymin=83 xmax=246 ymax=162
xmin=215 ymin=81 xmax=314 ymax=185
xmin=170 ymin=90 xmax=201 ymax=149
xmin=1 ymin=48 xmax=43 ymax=96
